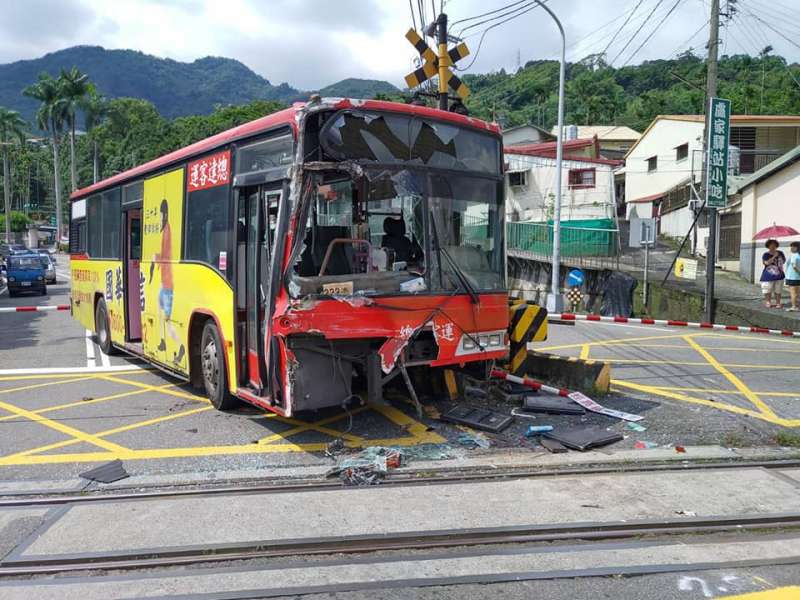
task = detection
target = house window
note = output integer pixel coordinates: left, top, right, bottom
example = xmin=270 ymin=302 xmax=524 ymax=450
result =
xmin=568 ymin=168 xmax=596 ymax=189
xmin=647 ymin=156 xmax=658 ymax=172
xmin=675 ymin=143 xmax=688 ymax=162
xmin=508 ymin=171 xmax=528 ymax=187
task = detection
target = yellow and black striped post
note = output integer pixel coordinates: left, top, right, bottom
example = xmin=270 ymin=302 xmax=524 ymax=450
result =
xmin=404 ymin=24 xmax=471 ymax=99
xmin=508 ymin=301 xmax=548 ymax=374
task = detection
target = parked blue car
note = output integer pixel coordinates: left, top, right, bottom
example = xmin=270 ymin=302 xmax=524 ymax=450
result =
xmin=4 ymin=254 xmax=47 ymax=297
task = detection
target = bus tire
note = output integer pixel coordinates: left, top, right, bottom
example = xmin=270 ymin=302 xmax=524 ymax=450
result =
xmin=94 ymin=298 xmax=119 ymax=356
xmin=200 ymin=321 xmax=236 ymax=410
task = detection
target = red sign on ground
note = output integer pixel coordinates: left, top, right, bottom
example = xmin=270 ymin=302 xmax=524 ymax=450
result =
xmin=187 ymin=150 xmax=231 ymax=192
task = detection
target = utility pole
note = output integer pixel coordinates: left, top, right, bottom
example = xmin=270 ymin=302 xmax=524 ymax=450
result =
xmin=703 ymin=0 xmax=720 ymax=323
xmin=436 ymin=12 xmax=449 ymax=110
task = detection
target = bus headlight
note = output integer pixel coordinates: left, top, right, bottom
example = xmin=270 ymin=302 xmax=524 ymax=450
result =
xmin=456 ymin=330 xmax=508 ymax=356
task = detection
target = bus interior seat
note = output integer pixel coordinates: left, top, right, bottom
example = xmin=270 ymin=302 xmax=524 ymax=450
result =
xmin=381 ymin=217 xmax=412 ymax=263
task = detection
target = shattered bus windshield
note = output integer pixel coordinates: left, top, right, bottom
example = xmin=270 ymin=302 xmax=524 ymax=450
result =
xmin=290 ymin=167 xmax=504 ymax=297
xmin=319 ymin=110 xmax=500 ymax=174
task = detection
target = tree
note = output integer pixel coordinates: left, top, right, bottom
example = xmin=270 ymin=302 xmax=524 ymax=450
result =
xmin=80 ymin=87 xmax=109 ymax=183
xmin=0 ymin=107 xmax=27 ymax=243
xmin=23 ymin=73 xmax=68 ymax=244
xmin=59 ymin=67 xmax=90 ymax=191
xmin=0 ymin=210 xmax=32 ymax=234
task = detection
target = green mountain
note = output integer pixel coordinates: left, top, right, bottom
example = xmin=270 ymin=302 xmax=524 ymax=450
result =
xmin=319 ymin=78 xmax=400 ymax=98
xmin=463 ymin=52 xmax=800 ymax=132
xmin=0 ymin=46 xmax=399 ymax=125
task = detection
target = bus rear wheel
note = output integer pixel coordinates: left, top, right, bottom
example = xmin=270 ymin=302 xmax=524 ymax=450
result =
xmin=200 ymin=321 xmax=236 ymax=410
xmin=94 ymin=299 xmax=119 ymax=356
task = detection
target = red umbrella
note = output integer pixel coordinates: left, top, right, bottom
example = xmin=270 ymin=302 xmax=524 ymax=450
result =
xmin=753 ymin=223 xmax=800 ymax=240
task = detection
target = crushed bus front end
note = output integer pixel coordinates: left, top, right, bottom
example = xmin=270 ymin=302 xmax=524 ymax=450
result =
xmin=271 ymin=101 xmax=508 ymax=415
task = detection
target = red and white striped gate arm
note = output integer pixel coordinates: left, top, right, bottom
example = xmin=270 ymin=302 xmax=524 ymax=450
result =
xmin=0 ymin=304 xmax=70 ymax=314
xmin=490 ymin=368 xmax=571 ymax=397
xmin=549 ymin=313 xmax=800 ymax=338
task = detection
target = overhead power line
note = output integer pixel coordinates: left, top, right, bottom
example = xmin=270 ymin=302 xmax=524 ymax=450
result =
xmin=609 ymin=0 xmax=665 ymax=65
xmin=456 ymin=2 xmax=538 ymax=38
xmin=455 ymin=2 xmax=545 ymax=71
xmin=450 ymin=0 xmax=530 ymax=27
xmin=600 ymin=0 xmax=647 ymax=60
xmin=621 ymin=0 xmax=685 ymax=66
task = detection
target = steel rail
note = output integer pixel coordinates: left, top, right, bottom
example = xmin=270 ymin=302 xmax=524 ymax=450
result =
xmin=2 ymin=458 xmax=800 ymax=508
xmin=2 ymin=513 xmax=800 ymax=577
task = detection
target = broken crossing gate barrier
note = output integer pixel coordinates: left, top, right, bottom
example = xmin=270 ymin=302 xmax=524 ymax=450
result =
xmin=491 ymin=368 xmax=643 ymax=422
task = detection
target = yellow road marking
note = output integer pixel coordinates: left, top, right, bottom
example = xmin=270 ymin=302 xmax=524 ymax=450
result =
xmin=579 ymin=344 xmax=590 ymax=360
xmin=0 ymin=387 xmax=150 ymax=423
xmin=720 ymin=586 xmax=800 ymax=599
xmin=611 ymin=380 xmax=800 ymax=427
xmin=537 ymin=332 xmax=701 ymax=352
xmin=628 ymin=343 xmax=800 ymax=353
xmin=684 ymin=335 xmax=777 ymax=418
xmin=258 ymin=408 xmax=369 ymax=445
xmin=101 ymin=374 xmax=209 ymax=403
xmin=600 ymin=358 xmax=800 ymax=369
xmin=3 ymin=405 xmax=216 ymax=459
xmin=642 ymin=385 xmax=800 ymax=398
xmin=0 ymin=397 xmax=131 ymax=453
xmin=702 ymin=332 xmax=800 ymax=346
xmin=0 ymin=375 xmax=96 ymax=397
xmin=0 ymin=369 xmax=152 ymax=382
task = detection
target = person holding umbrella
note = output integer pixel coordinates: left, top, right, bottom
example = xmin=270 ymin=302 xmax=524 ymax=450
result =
xmin=760 ymin=239 xmax=786 ymax=308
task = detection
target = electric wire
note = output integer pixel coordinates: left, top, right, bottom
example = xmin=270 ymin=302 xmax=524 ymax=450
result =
xmin=456 ymin=1 xmax=538 ymax=38
xmin=454 ymin=2 xmax=543 ymax=71
xmin=409 ymin=0 xmax=418 ymax=32
xmin=620 ymin=0 xmax=685 ymax=67
xmin=600 ymin=0 xmax=647 ymax=60
xmin=609 ymin=0 xmax=665 ymax=65
xmin=450 ymin=0 xmax=531 ymax=27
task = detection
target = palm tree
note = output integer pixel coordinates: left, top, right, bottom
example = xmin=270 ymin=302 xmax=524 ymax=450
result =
xmin=0 ymin=108 xmax=28 ymax=243
xmin=80 ymin=87 xmax=109 ymax=183
xmin=59 ymin=67 xmax=90 ymax=191
xmin=23 ymin=73 xmax=68 ymax=246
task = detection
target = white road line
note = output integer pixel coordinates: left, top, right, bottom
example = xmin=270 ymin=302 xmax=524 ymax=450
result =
xmin=55 ymin=269 xmax=71 ymax=280
xmin=98 ymin=343 xmax=111 ymax=368
xmin=85 ymin=329 xmax=96 ymax=368
xmin=0 ymin=285 xmax=6 ymax=296
xmin=0 ymin=365 xmax=144 ymax=375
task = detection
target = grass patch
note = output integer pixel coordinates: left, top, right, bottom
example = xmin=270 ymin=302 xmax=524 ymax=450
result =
xmin=775 ymin=431 xmax=800 ymax=448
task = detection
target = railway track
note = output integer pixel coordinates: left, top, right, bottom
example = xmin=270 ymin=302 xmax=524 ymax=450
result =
xmin=3 ymin=512 xmax=800 ymax=578
xmin=2 ymin=457 xmax=800 ymax=508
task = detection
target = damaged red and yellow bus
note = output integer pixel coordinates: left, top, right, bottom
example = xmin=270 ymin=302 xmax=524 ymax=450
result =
xmin=68 ymin=98 xmax=508 ymax=416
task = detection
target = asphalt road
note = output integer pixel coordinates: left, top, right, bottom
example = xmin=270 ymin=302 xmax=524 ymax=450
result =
xmin=0 ymin=256 xmax=798 ymax=484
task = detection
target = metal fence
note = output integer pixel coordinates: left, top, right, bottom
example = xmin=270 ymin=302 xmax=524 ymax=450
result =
xmin=506 ymin=221 xmax=620 ymax=270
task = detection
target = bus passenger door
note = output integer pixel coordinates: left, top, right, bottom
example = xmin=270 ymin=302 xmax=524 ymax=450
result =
xmin=243 ymin=187 xmax=267 ymax=391
xmin=125 ymin=210 xmax=142 ymax=341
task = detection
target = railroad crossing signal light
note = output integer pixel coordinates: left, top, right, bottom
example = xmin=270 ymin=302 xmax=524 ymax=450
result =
xmin=404 ymin=28 xmax=471 ymax=99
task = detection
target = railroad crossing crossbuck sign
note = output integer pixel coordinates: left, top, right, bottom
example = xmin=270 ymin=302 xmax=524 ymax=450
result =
xmin=404 ymin=29 xmax=471 ymax=99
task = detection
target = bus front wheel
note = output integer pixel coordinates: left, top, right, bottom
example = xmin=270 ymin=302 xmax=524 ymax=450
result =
xmin=200 ymin=321 xmax=236 ymax=410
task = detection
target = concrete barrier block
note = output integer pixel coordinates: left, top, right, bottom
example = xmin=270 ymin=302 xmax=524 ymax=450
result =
xmin=517 ymin=350 xmax=611 ymax=394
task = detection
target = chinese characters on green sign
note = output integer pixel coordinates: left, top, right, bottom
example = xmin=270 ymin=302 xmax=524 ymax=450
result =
xmin=706 ymin=97 xmax=731 ymax=209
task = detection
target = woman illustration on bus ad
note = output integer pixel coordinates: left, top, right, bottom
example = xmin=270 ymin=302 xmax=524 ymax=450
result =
xmin=150 ymin=198 xmax=185 ymax=365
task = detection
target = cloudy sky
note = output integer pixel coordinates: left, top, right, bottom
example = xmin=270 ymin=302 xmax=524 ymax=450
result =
xmin=2 ymin=0 xmax=797 ymax=89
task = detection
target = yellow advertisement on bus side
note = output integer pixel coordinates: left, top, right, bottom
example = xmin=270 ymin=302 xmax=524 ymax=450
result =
xmin=141 ymin=168 xmax=186 ymax=371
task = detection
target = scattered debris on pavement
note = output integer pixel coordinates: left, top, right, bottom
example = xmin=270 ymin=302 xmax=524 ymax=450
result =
xmin=634 ymin=440 xmax=659 ymax=449
xmin=626 ymin=422 xmax=647 ymax=432
xmin=79 ymin=459 xmax=129 ymax=484
xmin=442 ymin=405 xmax=513 ymax=433
xmin=327 ymin=443 xmax=457 ymax=485
xmin=543 ymin=426 xmax=623 ymax=452
xmin=540 ymin=438 xmax=568 ymax=453
xmin=522 ymin=396 xmax=585 ymax=415
xmin=525 ymin=425 xmax=554 ymax=437
xmin=456 ymin=431 xmax=491 ymax=449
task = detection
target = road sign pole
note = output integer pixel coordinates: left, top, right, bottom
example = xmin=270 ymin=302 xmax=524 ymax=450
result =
xmin=436 ymin=13 xmax=449 ymax=111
